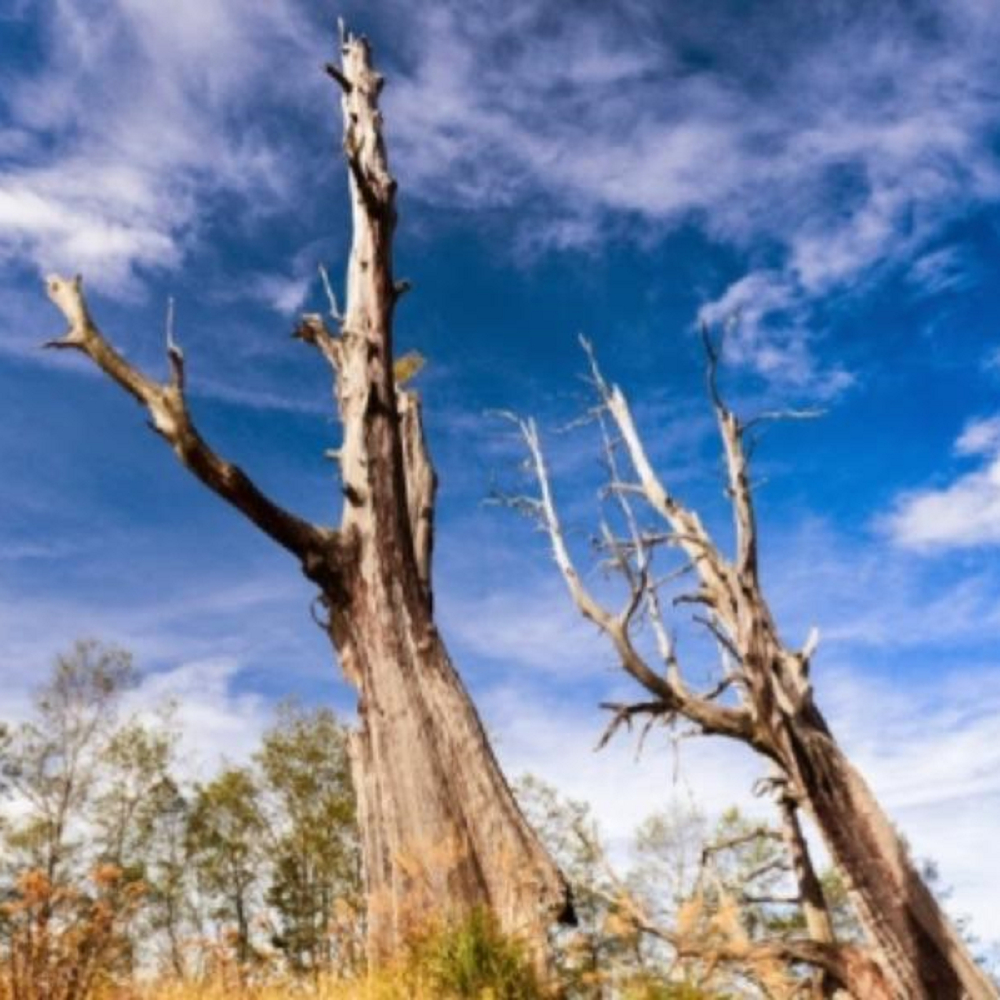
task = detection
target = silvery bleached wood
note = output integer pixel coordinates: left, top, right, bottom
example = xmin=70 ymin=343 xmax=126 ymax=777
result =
xmin=516 ymin=337 xmax=995 ymax=999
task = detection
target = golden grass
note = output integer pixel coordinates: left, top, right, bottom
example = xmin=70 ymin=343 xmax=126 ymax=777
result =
xmin=126 ymin=910 xmax=547 ymax=1000
xmin=133 ymin=972 xmax=464 ymax=1000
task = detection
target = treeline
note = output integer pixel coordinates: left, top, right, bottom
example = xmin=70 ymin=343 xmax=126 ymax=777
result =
xmin=0 ymin=641 xmax=830 ymax=997
xmin=0 ymin=641 xmax=362 ymax=995
xmin=0 ymin=641 xmax=986 ymax=999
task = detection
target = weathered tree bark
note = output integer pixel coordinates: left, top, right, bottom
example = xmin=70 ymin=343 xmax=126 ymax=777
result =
xmin=516 ymin=338 xmax=995 ymax=999
xmin=42 ymin=25 xmax=570 ymax=964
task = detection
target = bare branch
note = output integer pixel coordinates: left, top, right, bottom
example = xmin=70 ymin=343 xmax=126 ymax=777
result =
xmin=701 ymin=827 xmax=783 ymax=864
xmin=589 ymin=374 xmax=685 ymax=679
xmin=318 ymin=263 xmax=344 ymax=322
xmin=595 ymin=699 xmax=671 ymax=751
xmin=693 ymin=614 xmax=742 ymax=666
xmin=777 ymin=792 xmax=836 ymax=948
xmin=398 ymin=391 xmax=437 ymax=601
xmin=325 ymin=61 xmax=353 ymax=93
xmin=519 ymin=411 xmax=757 ymax=749
xmin=741 ymin=892 xmax=800 ymax=906
xmin=801 ymin=625 xmax=820 ymax=663
xmin=293 ymin=313 xmax=343 ymax=373
xmin=164 ymin=296 xmax=184 ymax=391
xmin=700 ymin=321 xmax=727 ymax=417
xmin=603 ymin=381 xmax=734 ymax=609
xmin=521 ymin=417 xmax=618 ymax=634
xmin=44 ymin=275 xmax=329 ymax=565
xmin=743 ymin=407 xmax=825 ymax=433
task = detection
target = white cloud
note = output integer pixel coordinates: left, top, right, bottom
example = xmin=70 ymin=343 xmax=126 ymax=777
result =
xmin=696 ymin=271 xmax=854 ymax=397
xmin=126 ymin=656 xmax=273 ymax=778
xmin=5 ymin=1 xmax=998 ymax=389
xmin=955 ymin=415 xmax=1000 ymax=457
xmin=758 ymin=516 xmax=1000 ymax=646
xmin=377 ymin=0 xmax=1000 ymax=390
xmin=887 ymin=457 xmax=1000 ymax=548
xmin=884 ymin=415 xmax=1000 ymax=549
xmin=0 ymin=0 xmax=325 ymax=293
xmin=443 ymin=573 xmax=614 ymax=678
xmin=483 ymin=683 xmax=765 ymax=856
xmin=907 ymin=246 xmax=980 ymax=298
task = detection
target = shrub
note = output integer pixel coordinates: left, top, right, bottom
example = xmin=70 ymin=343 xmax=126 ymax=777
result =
xmin=405 ymin=909 xmax=545 ymax=999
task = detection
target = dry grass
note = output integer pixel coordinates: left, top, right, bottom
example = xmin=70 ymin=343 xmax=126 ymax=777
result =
xmin=132 ymin=973 xmax=476 ymax=999
xmin=0 ymin=909 xmax=548 ymax=1000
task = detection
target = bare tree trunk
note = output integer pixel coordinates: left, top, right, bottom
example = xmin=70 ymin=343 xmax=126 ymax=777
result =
xmin=317 ymin=31 xmax=571 ymax=961
xmin=42 ymin=24 xmax=570 ymax=965
xmin=775 ymin=794 xmax=838 ymax=999
xmin=516 ymin=339 xmax=995 ymax=999
xmin=781 ymin=705 xmax=987 ymax=999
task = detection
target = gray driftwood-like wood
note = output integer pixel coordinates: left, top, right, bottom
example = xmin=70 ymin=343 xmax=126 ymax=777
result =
xmin=43 ymin=27 xmax=570 ymax=963
xmin=515 ymin=338 xmax=995 ymax=999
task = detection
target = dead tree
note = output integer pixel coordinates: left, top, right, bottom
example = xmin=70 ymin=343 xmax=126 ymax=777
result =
xmin=510 ymin=337 xmax=994 ymax=999
xmin=41 ymin=26 xmax=570 ymax=963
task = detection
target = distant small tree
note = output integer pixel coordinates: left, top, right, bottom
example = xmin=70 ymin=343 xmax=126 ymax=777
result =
xmin=142 ymin=782 xmax=194 ymax=979
xmin=515 ymin=775 xmax=620 ymax=994
xmin=185 ymin=767 xmax=265 ymax=967
xmin=90 ymin=717 xmax=179 ymax=874
xmin=256 ymin=703 xmax=361 ymax=975
xmin=0 ymin=641 xmax=170 ymax=995
xmin=517 ymin=776 xmax=723 ymax=998
xmin=1 ymin=641 xmax=135 ymax=887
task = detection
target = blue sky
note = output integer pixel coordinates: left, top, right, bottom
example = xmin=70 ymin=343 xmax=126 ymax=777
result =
xmin=3 ymin=0 xmax=1000 ymax=948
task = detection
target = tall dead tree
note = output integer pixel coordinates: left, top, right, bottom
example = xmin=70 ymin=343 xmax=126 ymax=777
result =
xmin=41 ymin=27 xmax=570 ymax=962
xmin=511 ymin=338 xmax=995 ymax=999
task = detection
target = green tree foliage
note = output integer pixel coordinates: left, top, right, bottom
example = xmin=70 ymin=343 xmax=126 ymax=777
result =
xmin=515 ymin=776 xmax=716 ymax=999
xmin=256 ymin=703 xmax=361 ymax=975
xmin=0 ymin=644 xmax=364 ymax=987
xmin=0 ymin=642 xmax=156 ymax=991
xmin=186 ymin=767 xmax=266 ymax=966
xmin=1 ymin=641 xmax=137 ymax=884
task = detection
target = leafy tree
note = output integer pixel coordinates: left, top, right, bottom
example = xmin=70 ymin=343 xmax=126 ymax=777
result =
xmin=515 ymin=776 xmax=716 ymax=998
xmin=515 ymin=775 xmax=612 ymax=993
xmin=142 ymin=781 xmax=194 ymax=979
xmin=91 ymin=716 xmax=179 ymax=872
xmin=185 ymin=767 xmax=265 ymax=966
xmin=1 ymin=641 xmax=136 ymax=886
xmin=0 ymin=642 xmax=179 ymax=993
xmin=256 ymin=703 xmax=361 ymax=975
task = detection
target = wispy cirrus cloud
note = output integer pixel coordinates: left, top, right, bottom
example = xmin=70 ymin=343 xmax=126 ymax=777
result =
xmin=6 ymin=0 xmax=999 ymax=391
xmin=0 ymin=0 xmax=327 ymax=293
xmin=379 ymin=0 xmax=1000 ymax=390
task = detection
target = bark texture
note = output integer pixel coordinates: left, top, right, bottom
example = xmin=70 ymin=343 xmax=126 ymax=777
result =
xmin=518 ymin=339 xmax=995 ymax=999
xmin=43 ymin=26 xmax=569 ymax=964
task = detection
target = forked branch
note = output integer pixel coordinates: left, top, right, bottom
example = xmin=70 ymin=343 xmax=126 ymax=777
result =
xmin=515 ymin=415 xmax=756 ymax=749
xmin=43 ymin=275 xmax=329 ymax=565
